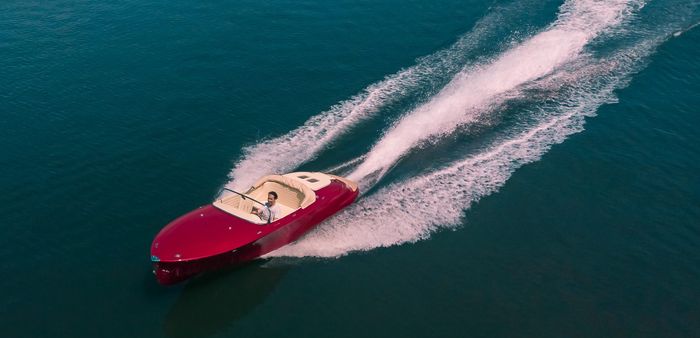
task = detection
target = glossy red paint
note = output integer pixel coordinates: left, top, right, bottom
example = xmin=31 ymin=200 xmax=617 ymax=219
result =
xmin=151 ymin=179 xmax=358 ymax=285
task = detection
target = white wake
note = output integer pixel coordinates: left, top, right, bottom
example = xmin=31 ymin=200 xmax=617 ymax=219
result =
xmin=267 ymin=0 xmax=674 ymax=258
xmin=348 ymin=0 xmax=644 ymax=186
xmin=213 ymin=0 xmax=695 ymax=258
xmin=268 ymin=37 xmax=661 ymax=258
xmin=224 ymin=3 xmax=527 ymax=190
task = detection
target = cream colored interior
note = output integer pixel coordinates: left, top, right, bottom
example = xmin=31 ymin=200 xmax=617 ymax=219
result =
xmin=213 ymin=194 xmax=268 ymax=224
xmin=213 ymin=174 xmax=316 ymax=224
xmin=248 ymin=175 xmax=316 ymax=208
xmin=213 ymin=172 xmax=357 ymax=224
xmin=214 ymin=193 xmax=297 ymax=224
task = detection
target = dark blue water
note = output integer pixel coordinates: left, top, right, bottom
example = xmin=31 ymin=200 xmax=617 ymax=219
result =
xmin=1 ymin=0 xmax=699 ymax=337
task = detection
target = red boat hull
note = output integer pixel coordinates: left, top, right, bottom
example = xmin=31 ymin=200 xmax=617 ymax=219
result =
xmin=151 ymin=179 xmax=357 ymax=285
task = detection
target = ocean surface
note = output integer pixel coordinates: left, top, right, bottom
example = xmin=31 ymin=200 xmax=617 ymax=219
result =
xmin=1 ymin=0 xmax=699 ymax=337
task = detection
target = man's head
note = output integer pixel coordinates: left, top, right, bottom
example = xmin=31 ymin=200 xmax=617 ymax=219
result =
xmin=267 ymin=191 xmax=278 ymax=205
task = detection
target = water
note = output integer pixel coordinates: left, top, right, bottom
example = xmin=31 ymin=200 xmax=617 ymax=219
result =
xmin=1 ymin=0 xmax=699 ymax=337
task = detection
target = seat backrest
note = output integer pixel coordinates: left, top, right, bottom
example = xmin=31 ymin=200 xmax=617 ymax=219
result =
xmin=238 ymin=198 xmax=255 ymax=213
xmin=249 ymin=181 xmax=304 ymax=209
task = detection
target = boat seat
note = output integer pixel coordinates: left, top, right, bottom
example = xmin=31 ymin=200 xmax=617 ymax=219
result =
xmin=214 ymin=188 xmax=299 ymax=224
xmin=247 ymin=181 xmax=305 ymax=209
xmin=238 ymin=197 xmax=255 ymax=214
xmin=237 ymin=202 xmax=296 ymax=224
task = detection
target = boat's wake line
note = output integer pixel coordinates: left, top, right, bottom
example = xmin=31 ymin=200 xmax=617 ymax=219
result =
xmin=221 ymin=0 xmax=693 ymax=258
xmin=673 ymin=20 xmax=700 ymax=37
xmin=267 ymin=36 xmax=662 ymax=258
xmin=347 ymin=0 xmax=644 ymax=187
xmin=266 ymin=0 xmax=695 ymax=258
xmin=224 ymin=2 xmax=531 ymax=190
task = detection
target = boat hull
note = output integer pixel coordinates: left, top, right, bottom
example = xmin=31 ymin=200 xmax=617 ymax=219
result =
xmin=152 ymin=179 xmax=357 ymax=285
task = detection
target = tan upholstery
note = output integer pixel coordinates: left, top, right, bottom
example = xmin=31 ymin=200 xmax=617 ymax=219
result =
xmin=238 ymin=197 xmax=255 ymax=213
xmin=213 ymin=194 xmax=266 ymax=223
xmin=213 ymin=193 xmax=297 ymax=224
xmin=212 ymin=172 xmax=360 ymax=223
xmin=247 ymin=175 xmax=316 ymax=208
xmin=248 ymin=182 xmax=304 ymax=209
xmin=213 ymin=174 xmax=317 ymax=223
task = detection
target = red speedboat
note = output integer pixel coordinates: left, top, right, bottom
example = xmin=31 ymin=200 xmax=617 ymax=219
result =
xmin=150 ymin=172 xmax=358 ymax=285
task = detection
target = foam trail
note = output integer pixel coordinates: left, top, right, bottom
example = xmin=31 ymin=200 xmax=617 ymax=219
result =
xmin=225 ymin=6 xmax=515 ymax=190
xmin=268 ymin=35 xmax=663 ymax=258
xmin=321 ymin=155 xmax=367 ymax=175
xmin=349 ymin=0 xmax=643 ymax=186
xmin=673 ymin=21 xmax=700 ymax=37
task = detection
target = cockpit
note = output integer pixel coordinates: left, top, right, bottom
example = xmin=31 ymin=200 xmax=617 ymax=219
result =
xmin=213 ymin=174 xmax=318 ymax=224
